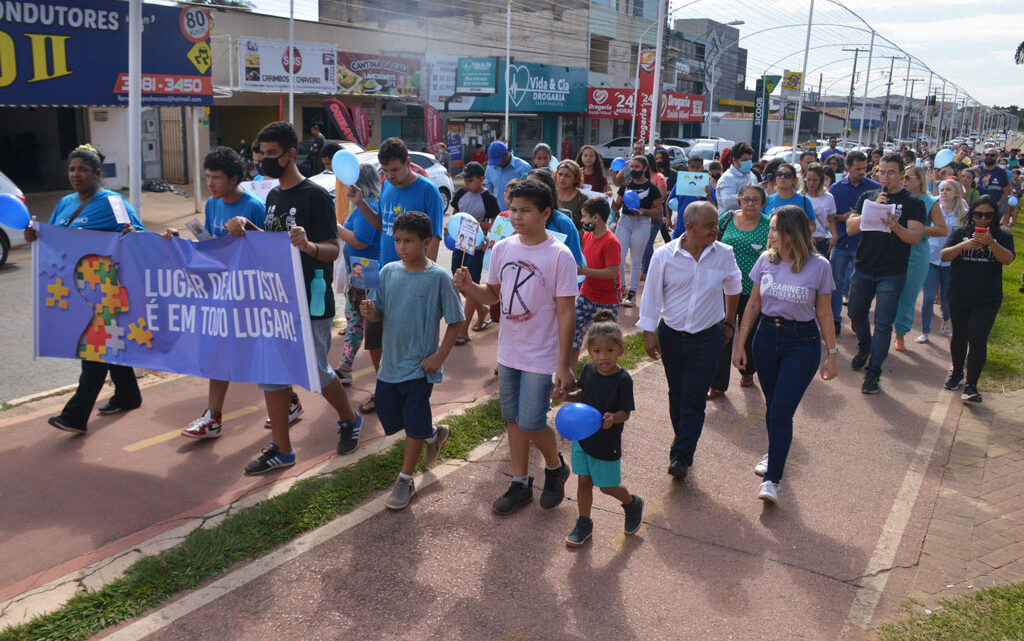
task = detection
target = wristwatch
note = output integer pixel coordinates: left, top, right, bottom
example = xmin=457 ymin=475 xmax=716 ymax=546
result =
xmin=826 ymin=347 xmax=840 ymax=355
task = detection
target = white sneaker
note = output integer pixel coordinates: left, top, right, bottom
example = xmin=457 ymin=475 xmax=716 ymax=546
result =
xmin=263 ymin=393 xmax=304 ymax=429
xmin=758 ymin=480 xmax=779 ymax=504
xmin=754 ymin=454 xmax=769 ymax=477
xmin=940 ymin=323 xmax=952 ymax=337
xmin=182 ymin=410 xmax=222 ymax=439
xmin=915 ymin=334 xmax=930 ymax=344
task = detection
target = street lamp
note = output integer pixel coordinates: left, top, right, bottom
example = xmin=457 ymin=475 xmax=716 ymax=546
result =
xmin=698 ymin=20 xmax=744 ymax=137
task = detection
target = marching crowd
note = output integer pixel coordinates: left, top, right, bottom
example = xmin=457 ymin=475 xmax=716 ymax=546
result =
xmin=26 ymin=123 xmax=1017 ymax=547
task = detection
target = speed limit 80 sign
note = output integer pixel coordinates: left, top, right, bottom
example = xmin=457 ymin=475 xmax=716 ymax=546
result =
xmin=179 ymin=7 xmax=211 ymax=43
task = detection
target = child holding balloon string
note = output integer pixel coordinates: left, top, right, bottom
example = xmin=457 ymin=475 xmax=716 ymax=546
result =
xmin=557 ymin=311 xmax=643 ymax=547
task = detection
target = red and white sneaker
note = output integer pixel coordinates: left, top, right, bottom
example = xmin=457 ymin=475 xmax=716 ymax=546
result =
xmin=263 ymin=393 xmax=304 ymax=429
xmin=182 ymin=410 xmax=222 ymax=439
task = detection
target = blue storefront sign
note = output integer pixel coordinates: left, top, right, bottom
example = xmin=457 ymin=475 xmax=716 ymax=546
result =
xmin=0 ymin=0 xmax=212 ymax=106
xmin=465 ymin=60 xmax=587 ymax=113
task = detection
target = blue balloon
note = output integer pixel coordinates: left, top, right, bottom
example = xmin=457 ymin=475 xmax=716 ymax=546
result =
xmin=0 ymin=193 xmax=29 ymax=229
xmin=623 ymin=190 xmax=641 ymax=210
xmin=331 ymin=150 xmax=360 ymax=185
xmin=443 ymin=233 xmax=457 ymax=251
xmin=1009 ymin=196 xmax=1019 ymax=207
xmin=446 ymin=211 xmax=480 ymax=240
xmin=610 ymin=157 xmax=626 ymax=172
xmin=934 ymin=148 xmax=954 ymax=169
xmin=555 ymin=403 xmax=603 ymax=441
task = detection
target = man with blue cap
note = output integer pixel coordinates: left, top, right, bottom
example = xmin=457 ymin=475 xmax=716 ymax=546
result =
xmin=484 ymin=140 xmax=531 ymax=210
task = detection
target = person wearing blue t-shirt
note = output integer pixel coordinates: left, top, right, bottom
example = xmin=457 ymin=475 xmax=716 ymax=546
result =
xmin=764 ymin=163 xmax=815 ymax=221
xmin=174 ymin=146 xmax=269 ymax=440
xmin=485 ymin=140 xmax=532 ymax=210
xmin=334 ymin=163 xmax=383 ymax=386
xmin=819 ymin=137 xmax=845 ymax=163
xmin=349 ymin=137 xmax=443 ymax=414
xmin=23 ymin=144 xmax=146 ymax=435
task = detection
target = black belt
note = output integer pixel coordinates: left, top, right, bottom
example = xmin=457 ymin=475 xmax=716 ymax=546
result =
xmin=760 ymin=315 xmax=817 ymax=328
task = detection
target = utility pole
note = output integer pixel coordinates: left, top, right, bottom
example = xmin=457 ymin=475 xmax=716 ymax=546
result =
xmin=896 ymin=56 xmax=911 ymax=142
xmin=841 ymin=47 xmax=865 ymax=141
xmin=904 ymin=78 xmax=919 ymax=139
xmin=856 ymin=29 xmax=875 ymax=147
xmin=880 ymin=56 xmax=896 ymax=143
xmin=817 ymin=73 xmax=824 ymax=141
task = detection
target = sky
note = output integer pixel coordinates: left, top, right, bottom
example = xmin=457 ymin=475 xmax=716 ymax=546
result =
xmin=240 ymin=0 xmax=1022 ymax=108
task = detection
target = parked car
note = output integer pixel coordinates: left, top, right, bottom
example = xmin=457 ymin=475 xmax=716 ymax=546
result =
xmin=662 ymin=145 xmax=688 ymax=169
xmin=686 ymin=143 xmax=720 ymax=170
xmin=311 ymin=149 xmax=455 ymax=213
xmin=593 ymin=136 xmax=638 ymax=164
xmin=762 ymin=146 xmax=803 ymax=166
xmin=0 ymin=169 xmax=25 ymax=269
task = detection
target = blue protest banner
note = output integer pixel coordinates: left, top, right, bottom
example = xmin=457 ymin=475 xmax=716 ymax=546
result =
xmin=34 ymin=224 xmax=320 ymax=391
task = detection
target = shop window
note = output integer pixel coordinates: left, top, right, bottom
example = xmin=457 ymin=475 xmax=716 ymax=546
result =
xmin=590 ymin=36 xmax=610 ymax=74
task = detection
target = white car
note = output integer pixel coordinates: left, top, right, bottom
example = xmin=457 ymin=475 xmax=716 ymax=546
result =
xmin=0 ymin=169 xmax=26 ymax=269
xmin=594 ymin=136 xmax=640 ymax=164
xmin=310 ymin=150 xmax=455 ymax=213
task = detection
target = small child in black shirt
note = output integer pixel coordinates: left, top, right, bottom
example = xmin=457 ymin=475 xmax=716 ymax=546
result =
xmin=559 ymin=310 xmax=643 ymax=547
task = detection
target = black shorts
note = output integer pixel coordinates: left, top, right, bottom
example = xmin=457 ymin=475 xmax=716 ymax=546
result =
xmin=375 ymin=377 xmax=434 ymax=439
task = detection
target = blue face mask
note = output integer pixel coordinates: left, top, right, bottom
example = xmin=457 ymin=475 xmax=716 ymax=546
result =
xmin=740 ymin=160 xmax=753 ymax=174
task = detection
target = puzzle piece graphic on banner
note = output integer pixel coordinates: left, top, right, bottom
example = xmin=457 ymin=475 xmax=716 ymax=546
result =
xmin=95 ymin=259 xmax=118 ymax=286
xmin=82 ymin=343 xmax=107 ymax=361
xmin=104 ymin=322 xmax=126 ymax=357
xmin=40 ymin=246 xmax=67 ymax=278
xmin=128 ymin=318 xmax=153 ymax=349
xmin=77 ymin=257 xmax=104 ymax=290
xmin=46 ymin=278 xmax=69 ymax=310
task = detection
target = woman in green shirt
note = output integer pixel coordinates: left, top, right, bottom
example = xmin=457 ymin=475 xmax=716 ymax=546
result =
xmin=709 ymin=183 xmax=772 ymax=399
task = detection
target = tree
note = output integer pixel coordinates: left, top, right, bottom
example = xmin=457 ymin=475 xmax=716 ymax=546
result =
xmin=1017 ymin=41 xmax=1024 ymax=64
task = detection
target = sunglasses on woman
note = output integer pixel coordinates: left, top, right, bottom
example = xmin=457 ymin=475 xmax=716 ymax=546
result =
xmin=973 ymin=210 xmax=995 ymax=218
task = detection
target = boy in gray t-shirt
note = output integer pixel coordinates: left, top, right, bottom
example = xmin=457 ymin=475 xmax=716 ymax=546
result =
xmin=360 ymin=211 xmax=466 ymax=510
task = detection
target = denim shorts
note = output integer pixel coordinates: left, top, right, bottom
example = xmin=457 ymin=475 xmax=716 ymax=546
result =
xmin=571 ymin=441 xmax=621 ymax=488
xmin=260 ymin=317 xmax=336 ymax=392
xmin=497 ymin=364 xmax=554 ymax=432
xmin=375 ymin=377 xmax=434 ymax=440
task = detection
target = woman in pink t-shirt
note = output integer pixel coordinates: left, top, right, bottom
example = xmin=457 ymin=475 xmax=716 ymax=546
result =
xmin=732 ymin=205 xmax=839 ymax=505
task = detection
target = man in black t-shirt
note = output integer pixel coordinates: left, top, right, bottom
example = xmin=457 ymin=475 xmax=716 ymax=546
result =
xmin=226 ymin=121 xmax=362 ymax=475
xmin=844 ymin=153 xmax=926 ymax=394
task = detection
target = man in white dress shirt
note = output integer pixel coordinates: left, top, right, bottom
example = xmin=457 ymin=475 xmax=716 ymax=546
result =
xmin=638 ymin=201 xmax=742 ymax=480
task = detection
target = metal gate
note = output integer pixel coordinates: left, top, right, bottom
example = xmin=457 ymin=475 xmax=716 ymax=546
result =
xmin=159 ymin=106 xmax=188 ymax=184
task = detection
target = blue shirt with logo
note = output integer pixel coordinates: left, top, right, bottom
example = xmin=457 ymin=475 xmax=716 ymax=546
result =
xmin=48 ymin=189 xmax=147 ymax=232
xmin=204 ymin=190 xmax=265 ymax=237
xmin=378 ymin=174 xmax=444 ymax=267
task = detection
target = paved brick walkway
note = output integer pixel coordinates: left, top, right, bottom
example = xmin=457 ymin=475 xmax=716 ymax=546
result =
xmin=890 ymin=389 xmax=1024 ymax=616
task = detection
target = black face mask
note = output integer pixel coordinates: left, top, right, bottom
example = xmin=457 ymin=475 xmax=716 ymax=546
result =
xmin=630 ymin=169 xmax=645 ymax=180
xmin=657 ymin=161 xmax=670 ymax=171
xmin=581 ymin=222 xmax=594 ymax=232
xmin=261 ymin=154 xmax=287 ymax=179
xmin=710 ymin=173 xmax=721 ymax=180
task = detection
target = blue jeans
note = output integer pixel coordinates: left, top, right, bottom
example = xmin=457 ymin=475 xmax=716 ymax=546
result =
xmin=656 ymin=320 xmax=723 ymax=465
xmin=920 ymin=264 xmax=951 ymax=334
xmin=830 ymin=246 xmax=857 ymax=322
xmin=752 ymin=317 xmax=821 ymax=483
xmin=847 ymin=270 xmax=906 ymax=376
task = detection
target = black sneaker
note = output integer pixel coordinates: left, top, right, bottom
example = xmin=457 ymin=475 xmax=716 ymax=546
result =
xmin=539 ymin=453 xmax=571 ymax=509
xmin=565 ymin=516 xmax=593 ymax=547
xmin=623 ymin=495 xmax=644 ymax=535
xmin=667 ymin=458 xmax=689 ymax=480
xmin=851 ymin=351 xmax=869 ymax=371
xmin=48 ymin=415 xmax=86 ymax=434
xmin=944 ymin=370 xmax=964 ymax=390
xmin=961 ymin=384 xmax=982 ymax=403
xmin=243 ymin=443 xmax=296 ymax=475
xmin=334 ymin=368 xmax=353 ymax=387
xmin=622 ymin=291 xmax=636 ymax=307
xmin=861 ymin=372 xmax=880 ymax=394
xmin=336 ymin=414 xmax=363 ymax=455
xmin=834 ymin=320 xmax=842 ymax=337
xmin=493 ymin=478 xmax=533 ymax=515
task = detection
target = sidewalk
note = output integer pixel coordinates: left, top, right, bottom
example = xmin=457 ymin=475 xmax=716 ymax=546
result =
xmin=873 ymin=387 xmax=1024 ymax=624
xmin=80 ymin=321 xmax=1024 ymax=641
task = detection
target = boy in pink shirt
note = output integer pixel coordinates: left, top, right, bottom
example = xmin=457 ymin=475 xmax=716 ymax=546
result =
xmin=455 ymin=181 xmax=578 ymax=515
